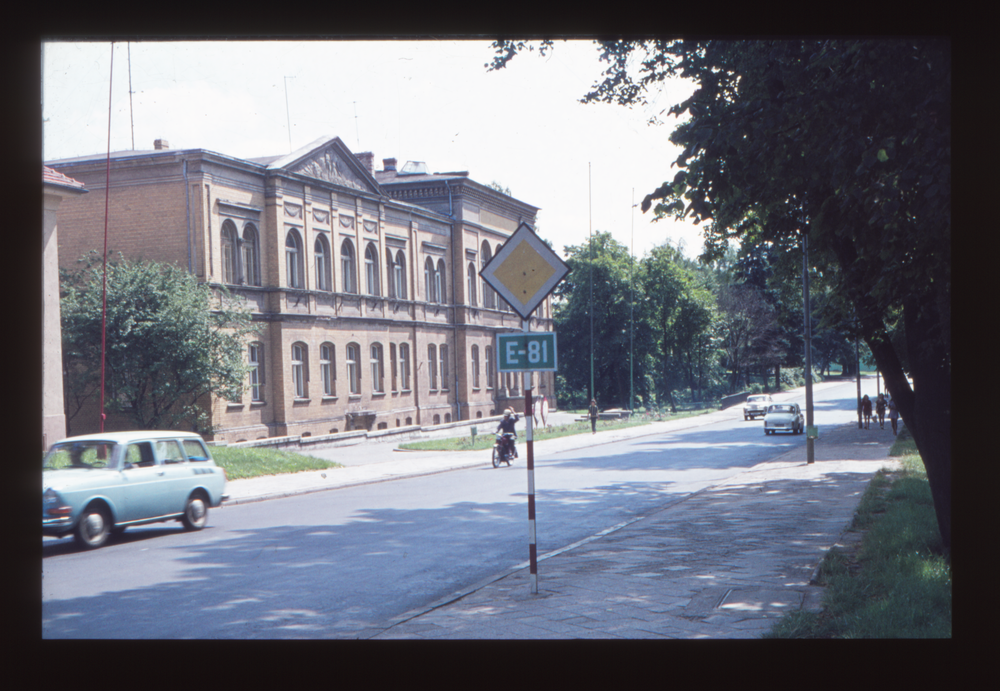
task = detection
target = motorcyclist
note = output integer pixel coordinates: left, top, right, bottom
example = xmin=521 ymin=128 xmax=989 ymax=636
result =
xmin=496 ymin=408 xmax=520 ymax=459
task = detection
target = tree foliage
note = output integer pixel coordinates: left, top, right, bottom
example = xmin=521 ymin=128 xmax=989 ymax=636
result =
xmin=491 ymin=38 xmax=951 ymax=556
xmin=61 ymin=253 xmax=256 ymax=433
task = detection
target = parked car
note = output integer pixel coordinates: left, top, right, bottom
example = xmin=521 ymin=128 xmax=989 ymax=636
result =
xmin=763 ymin=403 xmax=804 ymax=435
xmin=743 ymin=394 xmax=773 ymax=420
xmin=43 ymin=431 xmax=228 ymax=549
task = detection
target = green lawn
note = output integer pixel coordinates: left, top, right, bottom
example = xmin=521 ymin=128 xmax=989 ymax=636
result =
xmin=210 ymin=445 xmax=342 ymax=481
xmin=397 ymin=406 xmax=715 ymax=452
xmin=765 ymin=428 xmax=951 ymax=638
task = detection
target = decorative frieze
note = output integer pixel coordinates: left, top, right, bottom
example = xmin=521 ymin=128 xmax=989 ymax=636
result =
xmin=339 ymin=216 xmax=355 ymax=230
xmin=284 ymin=203 xmax=303 ymax=219
xmin=313 ymin=208 xmax=330 ymax=225
xmin=363 ymin=220 xmax=378 ymax=234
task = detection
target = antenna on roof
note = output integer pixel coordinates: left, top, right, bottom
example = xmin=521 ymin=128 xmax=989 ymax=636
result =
xmin=284 ymin=76 xmax=295 ymax=153
xmin=127 ymin=42 xmax=135 ymax=150
xmin=354 ymin=101 xmax=361 ymax=149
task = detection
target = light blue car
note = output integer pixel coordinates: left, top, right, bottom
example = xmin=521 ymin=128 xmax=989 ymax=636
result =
xmin=43 ymin=431 xmax=228 ymax=549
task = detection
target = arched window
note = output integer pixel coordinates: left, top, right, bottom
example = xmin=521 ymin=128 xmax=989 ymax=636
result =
xmin=370 ymin=343 xmax=384 ymax=393
xmin=496 ymin=243 xmax=508 ymax=311
xmin=365 ymin=243 xmax=380 ymax=296
xmin=439 ymin=344 xmax=449 ymax=391
xmin=485 ymin=346 xmax=494 ymax=389
xmin=314 ymin=235 xmax=330 ymax=291
xmin=471 ymin=345 xmax=480 ymax=389
xmin=385 ymin=249 xmax=395 ymax=298
xmin=399 ymin=342 xmax=411 ymax=391
xmin=248 ymin=342 xmax=264 ymax=401
xmin=424 ymin=257 xmax=435 ymax=303
xmin=320 ymin=342 xmax=335 ymax=396
xmin=428 ymin=343 xmax=438 ymax=390
xmin=436 ymin=259 xmax=446 ymax=304
xmin=394 ymin=250 xmax=407 ymax=299
xmin=389 ymin=342 xmax=398 ymax=391
xmin=291 ymin=342 xmax=307 ymax=398
xmin=481 ymin=241 xmax=495 ymax=309
xmin=341 ymin=239 xmax=357 ymax=294
xmin=467 ymin=262 xmax=477 ymax=306
xmin=222 ymin=222 xmax=238 ymax=284
xmin=346 ymin=343 xmax=361 ymax=395
xmin=285 ymin=230 xmax=303 ymax=289
xmin=242 ymin=224 xmax=260 ymax=286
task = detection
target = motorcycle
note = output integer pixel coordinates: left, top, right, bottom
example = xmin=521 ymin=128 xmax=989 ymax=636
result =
xmin=492 ymin=432 xmax=517 ymax=468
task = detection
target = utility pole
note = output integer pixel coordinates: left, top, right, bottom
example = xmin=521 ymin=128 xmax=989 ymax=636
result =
xmin=802 ymin=205 xmax=815 ymax=464
xmin=588 ymin=162 xmax=594 ymax=402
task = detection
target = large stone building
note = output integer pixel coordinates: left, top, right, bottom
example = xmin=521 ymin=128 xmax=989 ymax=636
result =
xmin=46 ymin=136 xmax=555 ymax=442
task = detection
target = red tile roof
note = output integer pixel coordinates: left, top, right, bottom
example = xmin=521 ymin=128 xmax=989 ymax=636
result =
xmin=43 ymin=165 xmax=86 ymax=190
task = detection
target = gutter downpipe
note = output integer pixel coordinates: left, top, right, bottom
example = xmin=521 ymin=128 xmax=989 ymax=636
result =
xmin=444 ymin=179 xmax=460 ymax=422
xmin=184 ymin=158 xmax=193 ymax=273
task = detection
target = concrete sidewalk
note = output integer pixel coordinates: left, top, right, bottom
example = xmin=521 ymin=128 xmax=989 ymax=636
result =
xmin=371 ymin=422 xmax=900 ymax=639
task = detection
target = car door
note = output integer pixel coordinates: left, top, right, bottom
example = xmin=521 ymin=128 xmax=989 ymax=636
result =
xmin=120 ymin=441 xmax=172 ymax=521
xmin=154 ymin=438 xmax=196 ymax=515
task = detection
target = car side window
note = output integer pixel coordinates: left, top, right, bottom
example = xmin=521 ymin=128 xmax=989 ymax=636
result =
xmin=155 ymin=440 xmax=186 ymax=464
xmin=125 ymin=442 xmax=156 ymax=468
xmin=182 ymin=439 xmax=211 ymax=462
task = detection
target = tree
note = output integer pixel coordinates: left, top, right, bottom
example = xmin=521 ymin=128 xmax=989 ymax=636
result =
xmin=641 ymin=242 xmax=716 ymax=410
xmin=553 ymin=232 xmax=654 ymax=409
xmin=490 ymin=39 xmax=951 ymax=556
xmin=61 ymin=253 xmax=256 ymax=434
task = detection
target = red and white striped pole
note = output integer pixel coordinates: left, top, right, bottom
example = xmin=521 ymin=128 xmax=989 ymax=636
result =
xmin=523 ymin=318 xmax=538 ymax=594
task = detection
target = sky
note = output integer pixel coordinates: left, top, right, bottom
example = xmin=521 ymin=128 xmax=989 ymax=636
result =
xmin=42 ymin=39 xmax=705 ymax=261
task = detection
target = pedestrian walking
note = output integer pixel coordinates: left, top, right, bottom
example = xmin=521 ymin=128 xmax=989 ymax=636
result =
xmin=875 ymin=393 xmax=887 ymax=429
xmin=532 ymin=396 xmax=540 ymax=427
xmin=888 ymin=396 xmax=899 ymax=435
xmin=588 ymin=399 xmax=599 ymax=434
xmin=862 ymin=394 xmax=872 ymax=429
xmin=540 ymin=395 xmax=549 ymax=429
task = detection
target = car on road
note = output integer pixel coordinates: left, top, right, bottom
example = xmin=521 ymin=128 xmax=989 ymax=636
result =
xmin=743 ymin=394 xmax=773 ymax=420
xmin=43 ymin=431 xmax=228 ymax=549
xmin=763 ymin=403 xmax=804 ymax=435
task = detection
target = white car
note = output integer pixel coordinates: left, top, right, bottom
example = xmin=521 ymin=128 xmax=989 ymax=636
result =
xmin=763 ymin=403 xmax=804 ymax=435
xmin=743 ymin=394 xmax=773 ymax=420
xmin=43 ymin=431 xmax=228 ymax=549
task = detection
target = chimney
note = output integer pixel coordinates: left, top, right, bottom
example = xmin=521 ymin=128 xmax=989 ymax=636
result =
xmin=355 ymin=152 xmax=375 ymax=175
xmin=382 ymin=157 xmax=397 ymax=172
xmin=154 ymin=139 xmax=170 ymax=150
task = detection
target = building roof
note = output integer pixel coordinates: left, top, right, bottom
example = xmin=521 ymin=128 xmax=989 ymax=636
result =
xmin=42 ymin=165 xmax=87 ymax=193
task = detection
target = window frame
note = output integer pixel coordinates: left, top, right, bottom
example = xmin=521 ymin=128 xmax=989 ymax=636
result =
xmin=320 ymin=342 xmax=335 ymax=397
xmin=315 ymin=235 xmax=331 ymax=291
xmin=291 ymin=342 xmax=307 ymax=399
xmin=370 ymin=343 xmax=384 ymax=393
xmin=286 ymin=230 xmax=304 ymax=289
xmin=346 ymin=343 xmax=361 ymax=395
xmin=365 ymin=242 xmax=380 ymax=296
xmin=341 ymin=239 xmax=357 ymax=294
xmin=428 ymin=343 xmax=438 ymax=391
xmin=248 ymin=342 xmax=264 ymax=402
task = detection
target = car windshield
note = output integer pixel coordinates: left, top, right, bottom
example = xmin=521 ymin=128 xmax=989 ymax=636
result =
xmin=748 ymin=396 xmax=768 ymax=403
xmin=44 ymin=441 xmax=120 ymax=470
xmin=768 ymin=405 xmax=793 ymax=414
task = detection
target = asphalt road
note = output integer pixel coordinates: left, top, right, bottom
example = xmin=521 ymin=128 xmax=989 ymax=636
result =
xmin=42 ymin=379 xmax=879 ymax=639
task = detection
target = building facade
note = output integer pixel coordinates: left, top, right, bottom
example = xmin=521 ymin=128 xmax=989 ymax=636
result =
xmin=47 ymin=136 xmax=554 ymax=442
xmin=43 ymin=166 xmax=87 ymax=449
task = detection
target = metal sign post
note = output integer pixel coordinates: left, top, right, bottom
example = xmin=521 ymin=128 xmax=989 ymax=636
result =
xmin=522 ymin=319 xmax=538 ymax=594
xmin=482 ymin=224 xmax=568 ymax=596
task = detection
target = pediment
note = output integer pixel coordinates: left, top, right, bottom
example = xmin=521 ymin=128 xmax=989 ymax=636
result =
xmin=269 ymin=136 xmax=382 ymax=195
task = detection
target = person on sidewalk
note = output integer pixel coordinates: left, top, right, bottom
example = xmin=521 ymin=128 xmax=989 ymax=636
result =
xmin=875 ymin=393 xmax=887 ymax=429
xmin=862 ymin=394 xmax=872 ymax=429
xmin=540 ymin=395 xmax=549 ymax=429
xmin=888 ymin=395 xmax=899 ymax=436
xmin=496 ymin=408 xmax=520 ymax=458
xmin=588 ymin=399 xmax=599 ymax=434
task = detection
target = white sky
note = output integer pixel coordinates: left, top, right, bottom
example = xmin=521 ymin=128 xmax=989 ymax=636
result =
xmin=42 ymin=39 xmax=705 ymax=261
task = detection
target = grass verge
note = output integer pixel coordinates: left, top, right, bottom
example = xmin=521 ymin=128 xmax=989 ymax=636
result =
xmin=211 ymin=445 xmax=342 ymax=481
xmin=765 ymin=427 xmax=951 ymax=638
xmin=397 ymin=407 xmax=715 ymax=452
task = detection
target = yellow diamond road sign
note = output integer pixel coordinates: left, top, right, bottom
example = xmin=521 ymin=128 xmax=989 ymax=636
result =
xmin=480 ymin=223 xmax=569 ymax=320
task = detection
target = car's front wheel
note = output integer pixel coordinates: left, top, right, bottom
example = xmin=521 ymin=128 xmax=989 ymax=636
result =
xmin=181 ymin=492 xmax=209 ymax=531
xmin=74 ymin=504 xmax=111 ymax=549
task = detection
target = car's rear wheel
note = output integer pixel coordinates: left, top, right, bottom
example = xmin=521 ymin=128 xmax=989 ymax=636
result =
xmin=74 ymin=504 xmax=111 ymax=549
xmin=181 ymin=492 xmax=209 ymax=531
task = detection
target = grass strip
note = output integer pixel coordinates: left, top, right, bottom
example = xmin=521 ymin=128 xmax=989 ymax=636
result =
xmin=211 ymin=445 xmax=342 ymax=481
xmin=765 ymin=428 xmax=951 ymax=638
xmin=397 ymin=407 xmax=716 ymax=452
